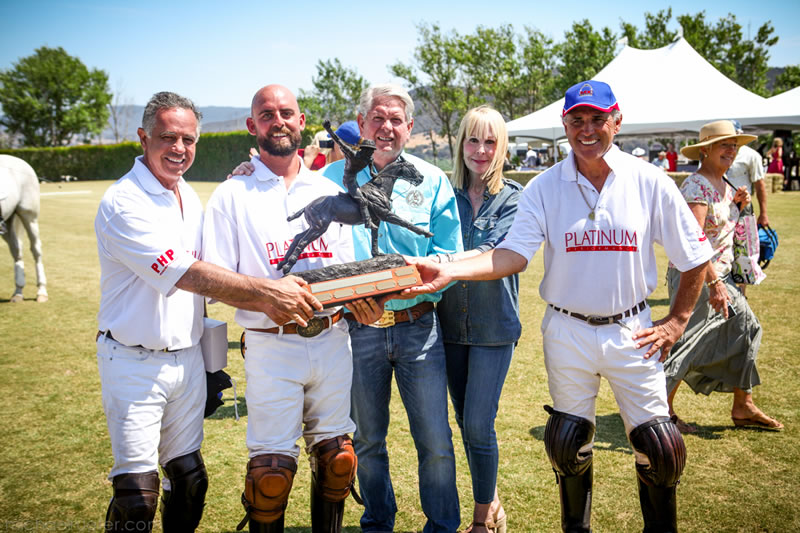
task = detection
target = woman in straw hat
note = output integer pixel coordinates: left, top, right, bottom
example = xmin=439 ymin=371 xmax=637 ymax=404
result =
xmin=664 ymin=120 xmax=783 ymax=433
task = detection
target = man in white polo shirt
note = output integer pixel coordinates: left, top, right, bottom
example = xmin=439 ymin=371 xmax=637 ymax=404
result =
xmin=404 ymin=80 xmax=714 ymax=533
xmin=203 ymin=85 xmax=360 ymax=533
xmin=95 ymin=91 xmax=322 ymax=533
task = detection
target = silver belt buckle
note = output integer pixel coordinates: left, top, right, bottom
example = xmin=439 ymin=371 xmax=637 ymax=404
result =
xmin=297 ymin=317 xmax=325 ymax=338
xmin=586 ymin=315 xmax=613 ymax=326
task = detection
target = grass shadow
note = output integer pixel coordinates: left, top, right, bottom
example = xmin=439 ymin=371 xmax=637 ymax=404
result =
xmin=222 ymin=526 xmax=378 ymax=533
xmin=646 ymin=297 xmax=671 ymax=307
xmin=208 ymin=396 xmax=248 ymax=419
xmin=529 ymin=413 xmax=635 ymax=454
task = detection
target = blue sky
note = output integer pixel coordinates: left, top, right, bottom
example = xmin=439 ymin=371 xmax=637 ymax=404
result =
xmin=1 ymin=0 xmax=798 ymax=108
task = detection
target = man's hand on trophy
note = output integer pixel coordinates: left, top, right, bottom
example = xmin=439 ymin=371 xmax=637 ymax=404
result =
xmin=399 ymin=256 xmax=453 ymax=296
xmin=346 ymin=297 xmax=384 ymax=325
xmin=260 ymin=276 xmax=323 ymax=326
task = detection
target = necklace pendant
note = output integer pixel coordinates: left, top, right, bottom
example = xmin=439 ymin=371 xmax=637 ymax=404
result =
xmin=588 ymin=211 xmax=595 ymax=220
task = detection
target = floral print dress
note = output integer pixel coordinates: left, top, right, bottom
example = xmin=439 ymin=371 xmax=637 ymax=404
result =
xmin=678 ymin=172 xmax=739 ymax=277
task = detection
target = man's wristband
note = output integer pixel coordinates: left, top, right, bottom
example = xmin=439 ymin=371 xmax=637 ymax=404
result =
xmin=707 ymin=278 xmax=722 ymax=288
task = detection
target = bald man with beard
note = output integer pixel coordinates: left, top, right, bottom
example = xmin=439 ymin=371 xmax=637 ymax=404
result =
xmin=203 ymin=85 xmax=362 ymax=533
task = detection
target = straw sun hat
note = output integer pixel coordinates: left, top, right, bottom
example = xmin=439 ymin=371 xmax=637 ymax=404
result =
xmin=680 ymin=120 xmax=757 ymax=161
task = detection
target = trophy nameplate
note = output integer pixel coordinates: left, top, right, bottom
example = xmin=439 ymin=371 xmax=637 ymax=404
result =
xmin=295 ymin=254 xmax=423 ymax=308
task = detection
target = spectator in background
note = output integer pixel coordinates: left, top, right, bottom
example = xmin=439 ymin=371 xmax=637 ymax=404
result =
xmin=632 ymin=146 xmax=647 ymax=160
xmin=299 ymin=121 xmax=362 ymax=170
xmin=328 ymin=121 xmax=360 ymax=165
xmin=666 ymin=142 xmax=678 ymax=172
xmin=726 ymin=120 xmax=768 ymax=296
xmin=766 ymin=137 xmax=785 ymax=188
xmin=299 ymin=130 xmax=331 ymax=170
xmin=651 ymin=150 xmax=669 ymax=171
xmin=525 ymin=146 xmax=539 ymax=167
xmin=665 ymin=120 xmax=783 ymax=434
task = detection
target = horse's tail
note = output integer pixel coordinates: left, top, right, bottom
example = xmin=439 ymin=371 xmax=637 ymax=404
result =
xmin=286 ymin=206 xmax=305 ymax=222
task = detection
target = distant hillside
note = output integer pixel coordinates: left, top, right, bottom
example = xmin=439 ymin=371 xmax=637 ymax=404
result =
xmin=101 ymin=105 xmax=250 ymax=142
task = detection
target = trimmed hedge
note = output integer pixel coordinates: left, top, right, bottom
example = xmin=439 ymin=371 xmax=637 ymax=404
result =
xmin=0 ymin=142 xmax=142 ymax=181
xmin=0 ymin=131 xmax=258 ymax=182
xmin=0 ymin=127 xmax=325 ymax=182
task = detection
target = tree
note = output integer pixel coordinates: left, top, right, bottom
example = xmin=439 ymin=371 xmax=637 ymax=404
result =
xmin=517 ymin=27 xmax=556 ymax=115
xmin=390 ymin=23 xmax=464 ymax=155
xmin=456 ymin=25 xmax=521 ymax=119
xmin=108 ymin=80 xmax=134 ymax=144
xmin=677 ymin=11 xmax=777 ymax=96
xmin=297 ymin=58 xmax=368 ymax=126
xmin=773 ymin=65 xmax=800 ymax=95
xmin=554 ymin=21 xmax=617 ymax=95
xmin=620 ymin=8 xmax=678 ymax=49
xmin=0 ymin=46 xmax=111 ymax=146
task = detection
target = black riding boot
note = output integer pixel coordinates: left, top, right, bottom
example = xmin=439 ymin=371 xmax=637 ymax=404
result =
xmin=637 ymin=476 xmax=678 ymax=533
xmin=556 ymin=464 xmax=593 ymax=533
xmin=249 ymin=514 xmax=284 ymax=533
xmin=310 ymin=473 xmax=344 ymax=533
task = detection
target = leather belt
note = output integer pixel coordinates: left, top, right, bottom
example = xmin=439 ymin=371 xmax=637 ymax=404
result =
xmin=96 ymin=330 xmax=182 ymax=352
xmin=247 ymin=309 xmax=343 ymax=338
xmin=346 ymin=301 xmax=435 ymax=328
xmin=550 ymin=301 xmax=647 ymax=326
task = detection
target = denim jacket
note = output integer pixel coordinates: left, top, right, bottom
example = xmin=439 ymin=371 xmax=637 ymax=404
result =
xmin=438 ymin=178 xmax=522 ymax=346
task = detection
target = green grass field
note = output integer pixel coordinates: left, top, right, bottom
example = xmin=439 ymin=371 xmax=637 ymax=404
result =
xmin=0 ymin=179 xmax=797 ymax=532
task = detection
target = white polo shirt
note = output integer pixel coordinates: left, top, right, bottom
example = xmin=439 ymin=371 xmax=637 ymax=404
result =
xmin=726 ymin=144 xmax=764 ymax=194
xmin=203 ymin=155 xmax=355 ymax=329
xmin=498 ymin=145 xmax=712 ymax=317
xmin=95 ymin=157 xmax=203 ymax=350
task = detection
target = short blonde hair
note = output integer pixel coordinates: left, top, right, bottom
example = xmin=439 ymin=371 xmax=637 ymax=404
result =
xmin=451 ymin=106 xmax=509 ymax=195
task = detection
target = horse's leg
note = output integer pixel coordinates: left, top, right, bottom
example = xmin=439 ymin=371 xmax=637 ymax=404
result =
xmin=277 ymin=222 xmax=329 ymax=275
xmin=276 ymin=228 xmax=310 ymax=274
xmin=19 ymin=212 xmax=47 ymax=302
xmin=371 ymin=227 xmax=381 ymax=257
xmin=378 ymin=210 xmax=434 ymax=238
xmin=3 ymin=216 xmax=25 ymax=302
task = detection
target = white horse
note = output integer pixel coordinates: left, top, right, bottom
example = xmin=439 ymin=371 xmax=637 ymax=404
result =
xmin=0 ymin=155 xmax=47 ymax=302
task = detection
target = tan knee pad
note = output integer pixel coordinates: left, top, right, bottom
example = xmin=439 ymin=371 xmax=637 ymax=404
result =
xmin=242 ymin=454 xmax=297 ymax=524
xmin=312 ymin=435 xmax=357 ymax=502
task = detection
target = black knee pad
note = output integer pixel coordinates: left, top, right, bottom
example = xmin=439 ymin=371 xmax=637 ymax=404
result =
xmin=312 ymin=435 xmax=357 ymax=503
xmin=543 ymin=405 xmax=595 ymax=477
xmin=160 ymin=450 xmax=208 ymax=532
xmin=629 ymin=417 xmax=686 ymax=488
xmin=105 ymin=471 xmax=159 ymax=533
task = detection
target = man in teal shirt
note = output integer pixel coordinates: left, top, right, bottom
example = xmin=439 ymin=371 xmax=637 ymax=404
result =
xmin=322 ymin=83 xmax=463 ymax=533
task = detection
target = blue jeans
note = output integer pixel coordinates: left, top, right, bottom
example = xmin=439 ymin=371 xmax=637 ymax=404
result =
xmin=444 ymin=343 xmax=514 ymax=504
xmin=348 ymin=310 xmax=460 ymax=533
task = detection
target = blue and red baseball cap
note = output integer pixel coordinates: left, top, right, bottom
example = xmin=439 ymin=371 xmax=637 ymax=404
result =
xmin=335 ymin=121 xmax=360 ymax=146
xmin=562 ymin=80 xmax=620 ymax=116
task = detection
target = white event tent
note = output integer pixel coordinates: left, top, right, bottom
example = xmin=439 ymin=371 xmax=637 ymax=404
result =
xmin=506 ymin=37 xmax=800 ymax=141
xmin=739 ymin=86 xmax=800 ymax=129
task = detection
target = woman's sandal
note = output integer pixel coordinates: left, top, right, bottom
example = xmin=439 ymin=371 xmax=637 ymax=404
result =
xmin=732 ymin=414 xmax=784 ymax=431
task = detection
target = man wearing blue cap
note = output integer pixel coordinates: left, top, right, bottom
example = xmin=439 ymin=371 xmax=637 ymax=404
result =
xmin=404 ymin=80 xmax=714 ymax=532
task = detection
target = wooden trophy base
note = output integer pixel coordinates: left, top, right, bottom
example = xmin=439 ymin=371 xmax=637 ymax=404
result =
xmin=294 ymin=254 xmax=422 ymax=308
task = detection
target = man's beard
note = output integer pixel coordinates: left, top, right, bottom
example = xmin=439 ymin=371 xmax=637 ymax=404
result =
xmin=258 ymin=128 xmax=302 ymax=156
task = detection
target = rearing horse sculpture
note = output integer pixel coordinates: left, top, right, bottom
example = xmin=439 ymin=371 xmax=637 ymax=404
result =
xmin=275 ymin=121 xmax=433 ymax=274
